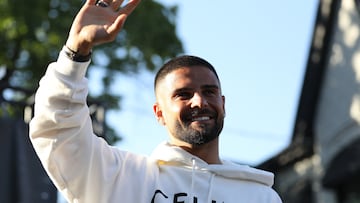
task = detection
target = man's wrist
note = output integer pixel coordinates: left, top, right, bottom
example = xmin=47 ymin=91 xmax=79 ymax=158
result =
xmin=63 ymin=45 xmax=92 ymax=62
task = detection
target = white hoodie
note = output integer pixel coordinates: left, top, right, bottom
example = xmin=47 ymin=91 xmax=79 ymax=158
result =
xmin=30 ymin=51 xmax=282 ymax=203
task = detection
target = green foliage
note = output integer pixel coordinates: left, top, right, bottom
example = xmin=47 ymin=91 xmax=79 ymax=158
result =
xmin=0 ymin=0 xmax=184 ymax=142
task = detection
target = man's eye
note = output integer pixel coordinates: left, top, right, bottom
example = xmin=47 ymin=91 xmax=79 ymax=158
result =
xmin=204 ymin=89 xmax=216 ymax=96
xmin=175 ymin=92 xmax=192 ymax=99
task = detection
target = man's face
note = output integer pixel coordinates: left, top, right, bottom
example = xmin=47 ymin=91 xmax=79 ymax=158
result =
xmin=154 ymin=66 xmax=225 ymax=146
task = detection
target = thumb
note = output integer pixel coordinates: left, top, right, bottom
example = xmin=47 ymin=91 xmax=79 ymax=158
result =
xmin=110 ymin=15 xmax=127 ymax=34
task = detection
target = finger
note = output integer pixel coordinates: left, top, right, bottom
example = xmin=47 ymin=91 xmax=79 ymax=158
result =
xmin=86 ymin=0 xmax=97 ymax=6
xmin=111 ymin=0 xmax=124 ymax=11
xmin=117 ymin=0 xmax=141 ymax=16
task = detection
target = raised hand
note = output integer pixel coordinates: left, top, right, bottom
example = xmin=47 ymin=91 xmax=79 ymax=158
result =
xmin=65 ymin=0 xmax=141 ymax=55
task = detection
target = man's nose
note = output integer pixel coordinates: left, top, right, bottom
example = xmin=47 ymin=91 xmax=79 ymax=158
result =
xmin=190 ymin=93 xmax=208 ymax=108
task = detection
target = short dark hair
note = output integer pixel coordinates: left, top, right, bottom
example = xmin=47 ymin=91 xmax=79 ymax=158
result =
xmin=154 ymin=55 xmax=220 ymax=92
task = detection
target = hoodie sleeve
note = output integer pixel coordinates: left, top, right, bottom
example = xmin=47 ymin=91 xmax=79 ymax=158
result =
xmin=29 ymin=50 xmax=153 ymax=203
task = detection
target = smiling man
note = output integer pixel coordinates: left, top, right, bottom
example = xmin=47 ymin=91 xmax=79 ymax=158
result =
xmin=29 ymin=0 xmax=282 ymax=202
xmin=153 ymin=56 xmax=225 ymax=164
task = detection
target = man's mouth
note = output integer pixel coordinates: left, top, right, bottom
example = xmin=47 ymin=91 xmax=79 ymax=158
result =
xmin=185 ymin=109 xmax=215 ymax=124
xmin=192 ymin=116 xmax=211 ymax=122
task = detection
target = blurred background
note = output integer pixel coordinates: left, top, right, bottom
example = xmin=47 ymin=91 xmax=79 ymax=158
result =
xmin=1 ymin=0 xmax=360 ymax=202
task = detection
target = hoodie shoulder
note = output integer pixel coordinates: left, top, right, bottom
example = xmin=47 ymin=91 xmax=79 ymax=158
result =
xmin=208 ymin=160 xmax=275 ymax=186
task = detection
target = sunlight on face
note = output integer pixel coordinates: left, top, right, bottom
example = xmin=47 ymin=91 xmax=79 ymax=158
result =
xmin=154 ymin=66 xmax=225 ymax=146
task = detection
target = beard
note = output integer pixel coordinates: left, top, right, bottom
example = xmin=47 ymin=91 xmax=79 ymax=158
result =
xmin=173 ymin=109 xmax=224 ymax=146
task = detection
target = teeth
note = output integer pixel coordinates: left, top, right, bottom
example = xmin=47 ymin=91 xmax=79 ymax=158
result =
xmin=192 ymin=116 xmax=210 ymax=121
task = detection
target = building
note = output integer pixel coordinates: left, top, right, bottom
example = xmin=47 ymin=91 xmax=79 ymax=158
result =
xmin=258 ymin=0 xmax=360 ymax=202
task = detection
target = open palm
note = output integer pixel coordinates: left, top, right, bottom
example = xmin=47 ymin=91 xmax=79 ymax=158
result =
xmin=66 ymin=0 xmax=141 ymax=54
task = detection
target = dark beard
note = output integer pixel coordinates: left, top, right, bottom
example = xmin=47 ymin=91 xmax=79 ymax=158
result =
xmin=174 ymin=116 xmax=224 ymax=146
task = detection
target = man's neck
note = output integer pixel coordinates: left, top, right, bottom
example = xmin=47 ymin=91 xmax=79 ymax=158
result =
xmin=170 ymin=138 xmax=222 ymax=164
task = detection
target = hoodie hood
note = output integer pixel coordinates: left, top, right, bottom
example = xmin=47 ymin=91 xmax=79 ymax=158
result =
xmin=150 ymin=141 xmax=274 ymax=186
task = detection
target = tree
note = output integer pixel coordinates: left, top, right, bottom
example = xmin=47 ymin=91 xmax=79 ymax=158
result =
xmin=0 ymin=0 xmax=184 ymax=142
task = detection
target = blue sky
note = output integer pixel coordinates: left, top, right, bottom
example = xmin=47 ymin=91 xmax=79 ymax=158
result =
xmin=92 ymin=1 xmax=319 ymax=166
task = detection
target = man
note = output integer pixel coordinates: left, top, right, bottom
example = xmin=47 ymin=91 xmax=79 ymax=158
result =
xmin=29 ymin=0 xmax=282 ymax=202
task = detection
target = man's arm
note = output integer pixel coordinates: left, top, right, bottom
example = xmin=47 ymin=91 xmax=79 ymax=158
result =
xmin=29 ymin=1 xmax=141 ymax=202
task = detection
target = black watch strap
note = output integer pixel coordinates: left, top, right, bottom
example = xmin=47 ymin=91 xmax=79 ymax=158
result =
xmin=63 ymin=45 xmax=92 ymax=62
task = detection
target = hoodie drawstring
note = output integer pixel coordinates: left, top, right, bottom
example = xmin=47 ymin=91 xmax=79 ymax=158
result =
xmin=206 ymin=174 xmax=215 ymax=203
xmin=190 ymin=158 xmax=216 ymax=202
xmin=190 ymin=158 xmax=196 ymax=202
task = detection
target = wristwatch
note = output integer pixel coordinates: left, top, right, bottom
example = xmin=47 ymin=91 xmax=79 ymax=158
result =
xmin=63 ymin=45 xmax=92 ymax=62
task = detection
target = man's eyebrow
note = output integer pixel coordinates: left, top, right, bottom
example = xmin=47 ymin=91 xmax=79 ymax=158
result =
xmin=202 ymin=84 xmax=220 ymax=89
xmin=173 ymin=87 xmax=193 ymax=93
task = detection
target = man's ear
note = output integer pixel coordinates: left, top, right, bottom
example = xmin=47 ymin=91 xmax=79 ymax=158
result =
xmin=153 ymin=103 xmax=166 ymax=125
